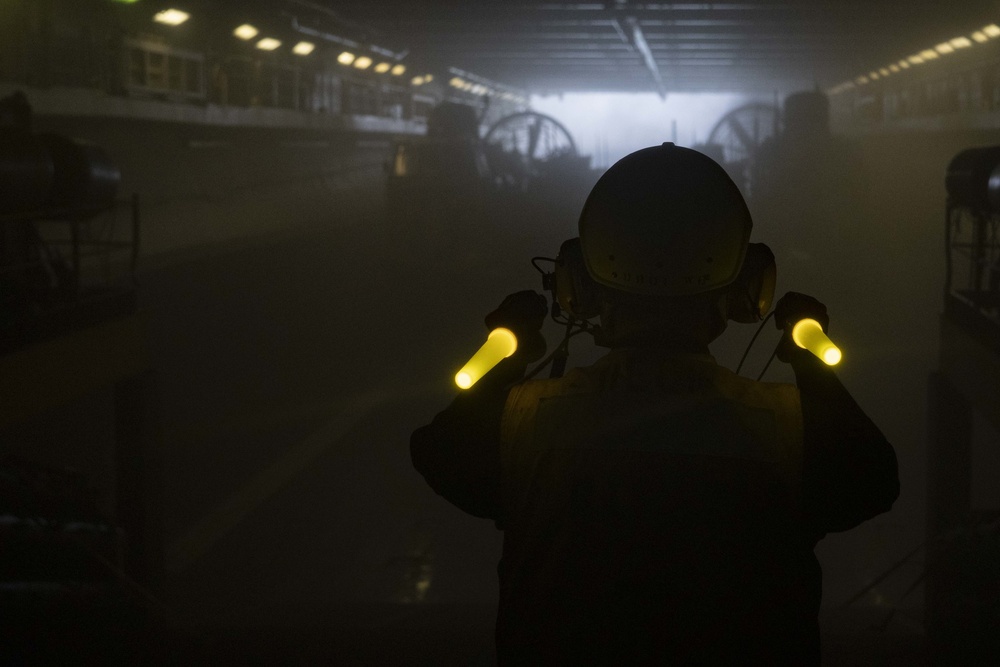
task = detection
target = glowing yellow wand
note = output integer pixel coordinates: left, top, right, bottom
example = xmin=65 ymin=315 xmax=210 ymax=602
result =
xmin=791 ymin=318 xmax=842 ymax=366
xmin=455 ymin=328 xmax=518 ymax=389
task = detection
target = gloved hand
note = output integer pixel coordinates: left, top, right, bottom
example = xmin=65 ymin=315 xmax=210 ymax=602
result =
xmin=484 ymin=290 xmax=548 ymax=364
xmin=773 ymin=292 xmax=830 ymax=364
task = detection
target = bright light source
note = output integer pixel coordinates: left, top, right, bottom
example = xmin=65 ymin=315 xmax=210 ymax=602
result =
xmin=889 ymin=64 xmax=900 ymax=73
xmin=920 ymin=49 xmax=939 ymax=60
xmin=972 ymin=31 xmax=989 ymax=43
xmin=951 ymin=36 xmax=973 ymax=49
xmin=292 ymin=41 xmax=315 ymax=55
xmin=856 ymin=76 xmax=869 ymax=85
xmin=337 ymin=51 xmax=356 ymax=65
xmin=454 ymin=328 xmax=518 ymax=389
xmin=898 ymin=59 xmax=910 ymax=69
xmin=411 ymin=76 xmax=425 ymax=85
xmin=374 ymin=62 xmax=391 ymax=73
xmin=424 ymin=74 xmax=434 ymax=83
xmin=256 ymin=38 xmax=281 ymax=51
xmin=233 ymin=24 xmax=258 ymax=40
xmin=869 ymin=71 xmax=880 ymax=80
xmin=985 ymin=24 xmax=1000 ymax=37
xmin=935 ymin=42 xmax=955 ymax=55
xmin=907 ymin=54 xmax=924 ymax=65
xmin=450 ymin=77 xmax=465 ymax=88
xmin=879 ymin=67 xmax=890 ymax=76
xmin=391 ymin=64 xmax=406 ymax=76
xmin=792 ymin=319 xmax=842 ymax=366
xmin=153 ymin=9 xmax=190 ymax=26
xmin=353 ymin=56 xmax=372 ymax=69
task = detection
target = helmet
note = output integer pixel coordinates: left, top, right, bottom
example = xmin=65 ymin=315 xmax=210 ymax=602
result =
xmin=578 ymin=143 xmax=753 ymax=296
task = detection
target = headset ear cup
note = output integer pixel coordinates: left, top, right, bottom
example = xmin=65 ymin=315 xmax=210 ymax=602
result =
xmin=727 ymin=243 xmax=776 ymax=323
xmin=555 ymin=237 xmax=601 ymax=320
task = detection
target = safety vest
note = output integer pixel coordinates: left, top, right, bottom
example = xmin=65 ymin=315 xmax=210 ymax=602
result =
xmin=496 ymin=348 xmax=811 ymax=664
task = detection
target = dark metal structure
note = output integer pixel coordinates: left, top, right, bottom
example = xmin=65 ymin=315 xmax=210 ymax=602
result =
xmin=927 ymin=147 xmax=1000 ymax=662
xmin=327 ymin=1 xmax=998 ymax=94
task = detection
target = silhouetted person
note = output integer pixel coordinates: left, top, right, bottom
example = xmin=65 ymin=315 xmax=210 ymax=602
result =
xmin=412 ymin=144 xmax=898 ymax=665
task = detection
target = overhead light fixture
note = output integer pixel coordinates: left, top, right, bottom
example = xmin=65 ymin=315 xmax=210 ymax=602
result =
xmin=450 ymin=77 xmax=465 ymax=88
xmin=950 ymin=36 xmax=972 ymax=49
xmin=972 ymin=31 xmax=989 ymax=43
xmin=920 ymin=49 xmax=939 ymax=60
xmin=411 ymin=76 xmax=425 ymax=86
xmin=424 ymin=74 xmax=434 ymax=83
xmin=984 ymin=24 xmax=1000 ymax=38
xmin=256 ymin=38 xmax=281 ymax=51
xmin=354 ymin=56 xmax=372 ymax=69
xmin=856 ymin=76 xmax=869 ymax=85
xmin=879 ymin=67 xmax=890 ymax=76
xmin=898 ymin=59 xmax=911 ymax=69
xmin=935 ymin=42 xmax=955 ymax=55
xmin=153 ymin=9 xmax=190 ymax=26
xmin=869 ymin=71 xmax=880 ymax=80
xmin=889 ymin=64 xmax=900 ymax=73
xmin=391 ymin=64 xmax=406 ymax=76
xmin=374 ymin=62 xmax=391 ymax=73
xmin=233 ymin=24 xmax=258 ymax=40
xmin=907 ymin=54 xmax=925 ymax=65
xmin=293 ymin=41 xmax=315 ymax=55
xmin=338 ymin=51 xmax=356 ymax=65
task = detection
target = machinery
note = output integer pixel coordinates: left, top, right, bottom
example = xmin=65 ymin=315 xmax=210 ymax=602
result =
xmin=385 ymin=102 xmax=590 ymax=220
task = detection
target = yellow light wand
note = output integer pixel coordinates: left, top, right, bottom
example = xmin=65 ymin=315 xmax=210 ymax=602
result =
xmin=791 ymin=318 xmax=842 ymax=365
xmin=455 ymin=328 xmax=518 ymax=389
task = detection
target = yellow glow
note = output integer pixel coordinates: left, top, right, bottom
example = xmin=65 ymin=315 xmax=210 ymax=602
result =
xmin=951 ymin=37 xmax=972 ymax=49
xmin=450 ymin=77 xmax=465 ymax=88
xmin=455 ymin=328 xmax=518 ymax=389
xmin=354 ymin=56 xmax=372 ymax=69
xmin=425 ymin=74 xmax=434 ymax=83
xmin=391 ymin=64 xmax=406 ymax=75
xmin=898 ymin=59 xmax=910 ymax=69
xmin=256 ymin=38 xmax=281 ymax=51
xmin=233 ymin=24 xmax=258 ymax=40
xmin=889 ymin=64 xmax=900 ymax=73
xmin=920 ymin=49 xmax=939 ymax=60
xmin=935 ymin=42 xmax=955 ymax=55
xmin=374 ymin=62 xmax=391 ymax=73
xmin=985 ymin=24 xmax=1000 ymax=38
xmin=791 ymin=319 xmax=842 ymax=366
xmin=338 ymin=51 xmax=356 ymax=65
xmin=869 ymin=71 xmax=880 ymax=80
xmin=856 ymin=76 xmax=869 ymax=85
xmin=973 ymin=31 xmax=989 ymax=43
xmin=412 ymin=76 xmax=425 ymax=85
xmin=878 ymin=67 xmax=890 ymax=76
xmin=907 ymin=55 xmax=924 ymax=65
xmin=293 ymin=41 xmax=315 ymax=55
xmin=154 ymin=9 xmax=190 ymax=26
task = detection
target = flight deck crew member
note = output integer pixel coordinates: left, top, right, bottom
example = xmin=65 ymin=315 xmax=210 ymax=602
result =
xmin=411 ymin=144 xmax=899 ymax=665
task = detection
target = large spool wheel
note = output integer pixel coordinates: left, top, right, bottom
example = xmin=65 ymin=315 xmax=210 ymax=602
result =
xmin=483 ymin=111 xmax=577 ymax=190
xmin=706 ymin=103 xmax=779 ymax=196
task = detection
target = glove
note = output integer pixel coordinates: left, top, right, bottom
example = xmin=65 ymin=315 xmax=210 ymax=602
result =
xmin=484 ymin=290 xmax=548 ymax=363
xmin=773 ymin=292 xmax=830 ymax=364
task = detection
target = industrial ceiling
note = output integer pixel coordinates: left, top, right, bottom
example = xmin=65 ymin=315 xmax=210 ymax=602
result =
xmin=307 ymin=1 xmax=1000 ymax=95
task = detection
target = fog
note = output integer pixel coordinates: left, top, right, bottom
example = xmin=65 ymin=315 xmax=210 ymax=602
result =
xmin=530 ymin=92 xmax=749 ymax=166
xmin=3 ymin=1 xmax=1000 ymax=665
